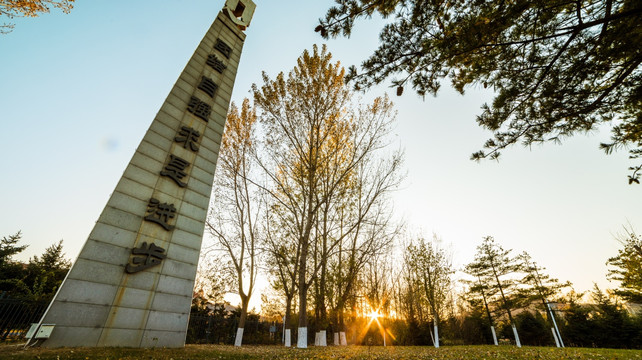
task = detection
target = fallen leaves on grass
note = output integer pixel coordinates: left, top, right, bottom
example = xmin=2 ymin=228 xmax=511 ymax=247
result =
xmin=1 ymin=344 xmax=641 ymax=359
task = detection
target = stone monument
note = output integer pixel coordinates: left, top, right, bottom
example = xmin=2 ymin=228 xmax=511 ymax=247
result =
xmin=27 ymin=0 xmax=255 ymax=348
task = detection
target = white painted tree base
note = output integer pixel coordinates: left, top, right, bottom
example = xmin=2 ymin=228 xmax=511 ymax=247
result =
xmin=314 ymin=332 xmax=320 ymax=346
xmin=551 ymin=328 xmax=561 ymax=347
xmin=490 ymin=326 xmax=499 ymax=345
xmin=285 ymin=329 xmax=291 ymax=347
xmin=334 ymin=332 xmax=339 ymax=345
xmin=297 ymin=327 xmax=307 ymax=348
xmin=434 ymin=325 xmax=440 ymax=348
xmin=340 ymin=331 xmax=347 ymax=346
xmin=319 ymin=330 xmax=327 ymax=346
xmin=511 ymin=324 xmax=522 ymax=347
xmin=234 ymin=328 xmax=244 ymax=347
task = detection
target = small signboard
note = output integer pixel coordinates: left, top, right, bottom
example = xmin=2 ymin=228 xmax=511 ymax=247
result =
xmin=36 ymin=324 xmax=55 ymax=339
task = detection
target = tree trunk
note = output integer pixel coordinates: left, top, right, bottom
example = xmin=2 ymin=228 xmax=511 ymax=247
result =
xmin=284 ymin=295 xmax=293 ymax=347
xmin=433 ymin=318 xmax=440 ymax=348
xmin=489 ymin=258 xmax=520 ymax=347
xmin=235 ymin=295 xmax=249 ymax=347
xmin=318 ymin=241 xmax=328 ymax=327
xmin=285 ymin=294 xmax=293 ymax=331
xmin=478 ymin=283 xmax=498 ymax=346
xmin=297 ymin=127 xmax=318 ymax=349
xmin=297 ymin=237 xmax=310 ymax=348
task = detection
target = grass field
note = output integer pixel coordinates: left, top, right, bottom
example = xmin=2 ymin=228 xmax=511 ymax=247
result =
xmin=1 ymin=344 xmax=642 ymax=360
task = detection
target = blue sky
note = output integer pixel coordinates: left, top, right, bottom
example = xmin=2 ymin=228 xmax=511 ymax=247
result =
xmin=0 ymin=0 xmax=639 ymax=296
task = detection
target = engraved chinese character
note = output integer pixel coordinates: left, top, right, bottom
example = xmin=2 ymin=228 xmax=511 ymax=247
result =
xmin=144 ymin=198 xmax=176 ymax=231
xmin=187 ymin=96 xmax=211 ymax=122
xmin=174 ymin=126 xmax=200 ymax=152
xmin=125 ymin=242 xmax=167 ymax=274
xmin=161 ymin=154 xmax=190 ymax=187
xmin=206 ymin=54 xmax=227 ymax=73
xmin=214 ymin=38 xmax=232 ymax=58
xmin=198 ymin=76 xmax=218 ymax=98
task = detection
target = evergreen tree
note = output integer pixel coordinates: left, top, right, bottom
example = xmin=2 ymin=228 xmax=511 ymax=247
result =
xmin=465 ymin=236 xmax=523 ymax=346
xmin=0 ymin=235 xmax=70 ymax=302
xmin=606 ymin=226 xmax=642 ymax=302
xmin=28 ymin=239 xmax=71 ymax=272
xmin=317 ymin=0 xmax=642 ymax=182
xmin=589 ymin=284 xmax=639 ymax=348
xmin=514 ymin=311 xmax=552 ymax=346
xmin=518 ymin=251 xmax=570 ymax=346
xmin=0 ymin=231 xmax=27 ymax=294
xmin=461 ymin=276 xmax=500 ymax=345
xmin=20 ymin=240 xmax=71 ymax=302
xmin=560 ymin=290 xmax=594 ymax=347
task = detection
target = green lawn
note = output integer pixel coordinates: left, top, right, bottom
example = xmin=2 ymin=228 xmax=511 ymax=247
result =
xmin=1 ymin=344 xmax=641 ymax=359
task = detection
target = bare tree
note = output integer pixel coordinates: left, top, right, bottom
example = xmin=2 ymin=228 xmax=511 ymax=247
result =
xmin=327 ymin=180 xmax=402 ymax=343
xmin=406 ymin=235 xmax=454 ymax=348
xmin=263 ymin=203 xmax=300 ymax=346
xmin=252 ymin=44 xmax=401 ymax=348
xmin=206 ymin=99 xmax=261 ymax=347
xmin=1 ymin=0 xmax=75 ymax=34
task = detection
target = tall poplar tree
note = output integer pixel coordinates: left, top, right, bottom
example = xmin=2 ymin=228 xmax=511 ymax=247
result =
xmin=253 ymin=44 xmax=400 ymax=348
xmin=406 ymin=235 xmax=453 ymax=348
xmin=207 ymin=99 xmax=261 ymax=347
xmin=263 ymin=203 xmax=301 ymax=346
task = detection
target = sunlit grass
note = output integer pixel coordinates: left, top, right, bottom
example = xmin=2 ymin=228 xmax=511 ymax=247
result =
xmin=1 ymin=344 xmax=641 ymax=359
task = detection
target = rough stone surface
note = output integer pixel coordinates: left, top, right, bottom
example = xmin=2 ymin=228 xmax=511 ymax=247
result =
xmin=53 ymin=279 xmax=118 ymax=306
xmin=43 ymin=326 xmax=103 ymax=348
xmin=43 ymin=302 xmax=110 ymax=328
xmin=67 ymin=259 xmax=125 ymax=285
xmin=97 ymin=328 xmax=144 ymax=347
xmin=151 ymin=293 xmax=192 ymax=313
xmin=140 ymin=330 xmax=186 ymax=348
xmin=146 ymin=310 xmax=190 ymax=332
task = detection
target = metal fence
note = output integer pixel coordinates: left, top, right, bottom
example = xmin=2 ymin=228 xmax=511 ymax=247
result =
xmin=0 ymin=298 xmax=48 ymax=341
xmin=186 ymin=314 xmax=282 ymax=345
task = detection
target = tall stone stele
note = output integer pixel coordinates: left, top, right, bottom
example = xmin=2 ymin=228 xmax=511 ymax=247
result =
xmin=28 ymin=0 xmax=255 ymax=348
